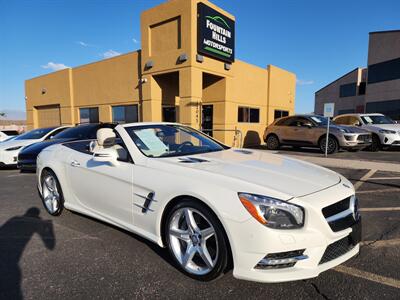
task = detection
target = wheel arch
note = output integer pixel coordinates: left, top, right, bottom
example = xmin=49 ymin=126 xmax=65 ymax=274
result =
xmin=159 ymin=194 xmax=234 ymax=270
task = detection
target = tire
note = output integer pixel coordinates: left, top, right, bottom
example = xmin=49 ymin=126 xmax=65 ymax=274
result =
xmin=367 ymin=134 xmax=381 ymax=152
xmin=40 ymin=169 xmax=64 ymax=216
xmin=319 ymin=135 xmax=339 ymax=154
xmin=164 ymin=199 xmax=229 ymax=281
xmin=266 ymin=134 xmax=280 ymax=150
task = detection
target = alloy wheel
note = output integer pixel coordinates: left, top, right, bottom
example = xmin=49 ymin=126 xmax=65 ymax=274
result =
xmin=168 ymin=207 xmax=218 ymax=275
xmin=42 ymin=174 xmax=61 ymax=214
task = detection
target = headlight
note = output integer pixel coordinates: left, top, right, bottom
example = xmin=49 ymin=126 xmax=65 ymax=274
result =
xmin=339 ymin=128 xmax=351 ymax=133
xmin=238 ymin=193 xmax=305 ymax=229
xmin=5 ymin=146 xmax=22 ymax=151
xmin=379 ymin=129 xmax=396 ymax=134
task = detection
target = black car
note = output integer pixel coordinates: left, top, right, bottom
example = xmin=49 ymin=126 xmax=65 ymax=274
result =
xmin=17 ymin=123 xmax=114 ymax=172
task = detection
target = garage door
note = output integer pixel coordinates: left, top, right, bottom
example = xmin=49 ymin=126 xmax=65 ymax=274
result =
xmin=36 ymin=105 xmax=61 ymax=128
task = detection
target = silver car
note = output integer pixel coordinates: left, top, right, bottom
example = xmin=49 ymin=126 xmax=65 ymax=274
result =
xmin=333 ymin=113 xmax=400 ymax=151
xmin=264 ymin=115 xmax=372 ymax=154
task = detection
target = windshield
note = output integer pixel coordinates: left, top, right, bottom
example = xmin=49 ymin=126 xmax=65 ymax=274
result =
xmin=54 ymin=124 xmax=98 ymax=139
xmin=309 ymin=116 xmax=335 ymax=126
xmin=125 ymin=124 xmax=228 ymax=158
xmin=361 ymin=115 xmax=394 ymax=125
xmin=14 ymin=128 xmax=55 ymax=140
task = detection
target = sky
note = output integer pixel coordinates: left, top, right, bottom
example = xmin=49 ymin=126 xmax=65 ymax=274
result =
xmin=1 ymin=0 xmax=400 ymax=120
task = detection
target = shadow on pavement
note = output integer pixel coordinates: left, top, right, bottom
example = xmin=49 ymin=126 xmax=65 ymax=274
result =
xmin=0 ymin=207 xmax=55 ymax=300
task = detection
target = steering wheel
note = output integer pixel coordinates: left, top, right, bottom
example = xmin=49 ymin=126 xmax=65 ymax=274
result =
xmin=177 ymin=141 xmax=194 ymax=152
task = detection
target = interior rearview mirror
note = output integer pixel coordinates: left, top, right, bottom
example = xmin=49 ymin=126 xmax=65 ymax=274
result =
xmin=92 ymin=148 xmax=119 ymax=166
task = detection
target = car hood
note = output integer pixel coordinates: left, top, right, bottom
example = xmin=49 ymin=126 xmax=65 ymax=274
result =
xmin=158 ymin=149 xmax=341 ymax=198
xmin=20 ymin=138 xmax=75 ymax=155
xmin=364 ymin=124 xmax=400 ymax=132
xmin=328 ymin=124 xmax=369 ymax=133
xmin=0 ymin=139 xmax=41 ymax=151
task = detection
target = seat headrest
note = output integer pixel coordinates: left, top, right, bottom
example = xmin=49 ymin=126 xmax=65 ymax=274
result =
xmin=97 ymin=128 xmax=116 ymax=147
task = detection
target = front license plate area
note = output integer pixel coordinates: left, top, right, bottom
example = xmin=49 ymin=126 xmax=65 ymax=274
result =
xmin=349 ymin=218 xmax=362 ymax=245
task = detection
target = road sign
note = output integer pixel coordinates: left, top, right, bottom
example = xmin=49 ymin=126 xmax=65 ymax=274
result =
xmin=323 ymin=103 xmax=335 ymax=118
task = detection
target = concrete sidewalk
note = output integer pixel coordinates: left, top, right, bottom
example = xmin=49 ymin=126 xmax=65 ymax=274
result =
xmin=288 ymin=154 xmax=400 ymax=172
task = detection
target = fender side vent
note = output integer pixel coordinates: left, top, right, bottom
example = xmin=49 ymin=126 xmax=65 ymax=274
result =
xmin=178 ymin=157 xmax=209 ymax=163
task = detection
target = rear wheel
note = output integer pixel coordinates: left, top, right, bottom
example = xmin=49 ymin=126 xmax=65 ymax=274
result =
xmin=319 ymin=136 xmax=339 ymax=154
xmin=266 ymin=134 xmax=280 ymax=150
xmin=41 ymin=169 xmax=64 ymax=216
xmin=165 ymin=200 xmax=229 ymax=281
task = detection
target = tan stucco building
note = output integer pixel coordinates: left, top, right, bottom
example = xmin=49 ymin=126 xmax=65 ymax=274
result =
xmin=315 ymin=30 xmax=400 ymax=120
xmin=25 ymin=0 xmax=296 ymax=146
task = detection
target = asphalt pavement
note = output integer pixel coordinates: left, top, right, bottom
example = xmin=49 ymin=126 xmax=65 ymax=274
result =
xmin=0 ymin=166 xmax=399 ymax=299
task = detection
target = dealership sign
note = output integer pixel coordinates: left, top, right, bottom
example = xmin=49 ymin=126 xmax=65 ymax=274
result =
xmin=197 ymin=3 xmax=235 ymax=63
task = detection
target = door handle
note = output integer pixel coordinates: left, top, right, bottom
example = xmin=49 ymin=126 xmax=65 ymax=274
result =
xmin=70 ymin=160 xmax=80 ymax=167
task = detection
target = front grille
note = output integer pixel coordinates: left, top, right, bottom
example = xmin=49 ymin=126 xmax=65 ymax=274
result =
xmin=322 ymin=197 xmax=350 ymax=218
xmin=322 ymin=197 xmax=357 ymax=232
xmin=319 ymin=235 xmax=354 ymax=265
xmin=357 ymin=134 xmax=371 ymax=142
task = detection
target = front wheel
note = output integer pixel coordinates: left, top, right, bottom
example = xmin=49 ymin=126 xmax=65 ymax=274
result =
xmin=40 ymin=169 xmax=64 ymax=216
xmin=165 ymin=200 xmax=229 ymax=281
xmin=319 ymin=136 xmax=339 ymax=154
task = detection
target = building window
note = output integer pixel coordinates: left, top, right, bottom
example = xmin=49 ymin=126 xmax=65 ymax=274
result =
xmin=339 ymin=83 xmax=357 ymax=97
xmin=274 ymin=110 xmax=289 ymax=119
xmin=368 ymin=57 xmax=400 ymax=84
xmin=80 ymin=107 xmax=99 ymax=124
xmin=238 ymin=107 xmax=260 ymax=123
xmin=162 ymin=106 xmax=177 ymax=123
xmin=112 ymin=105 xmax=138 ymax=123
xmin=366 ymin=99 xmax=400 ymax=121
xmin=358 ymin=82 xmax=366 ymax=95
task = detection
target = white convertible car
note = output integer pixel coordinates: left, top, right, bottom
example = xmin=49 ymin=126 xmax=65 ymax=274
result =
xmin=0 ymin=126 xmax=68 ymax=167
xmin=37 ymin=123 xmax=361 ymax=282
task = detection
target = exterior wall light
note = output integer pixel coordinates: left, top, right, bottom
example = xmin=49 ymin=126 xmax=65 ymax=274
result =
xmin=224 ymin=63 xmax=231 ymax=71
xmin=178 ymin=53 xmax=188 ymax=62
xmin=139 ymin=78 xmax=148 ymax=84
xmin=41 ymin=88 xmax=47 ymax=95
xmin=196 ymin=54 xmax=204 ymax=63
xmin=145 ymin=61 xmax=154 ymax=69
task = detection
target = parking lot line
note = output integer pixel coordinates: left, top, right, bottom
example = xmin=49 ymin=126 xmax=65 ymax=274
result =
xmin=368 ymin=177 xmax=400 ymax=180
xmin=359 ymin=207 xmax=400 ymax=212
xmin=354 ymin=169 xmax=377 ymax=190
xmin=334 ymin=265 xmax=400 ymax=289
xmin=357 ymin=188 xmax=400 ymax=194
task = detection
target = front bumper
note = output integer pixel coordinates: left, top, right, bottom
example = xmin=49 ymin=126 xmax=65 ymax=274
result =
xmin=17 ymin=159 xmax=37 ymax=171
xmin=227 ymin=182 xmax=360 ymax=283
xmin=379 ymin=133 xmax=400 ymax=146
xmin=338 ymin=133 xmax=372 ymax=149
xmin=0 ymin=150 xmax=19 ymax=166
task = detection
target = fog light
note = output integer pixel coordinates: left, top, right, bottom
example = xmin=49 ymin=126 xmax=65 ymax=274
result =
xmin=13 ymin=157 xmax=17 ymax=162
xmin=255 ymin=249 xmax=307 ymax=269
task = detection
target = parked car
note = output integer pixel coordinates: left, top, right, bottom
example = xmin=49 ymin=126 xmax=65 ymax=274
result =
xmin=333 ymin=113 xmax=400 ymax=151
xmin=37 ymin=122 xmax=361 ymax=282
xmin=0 ymin=130 xmax=19 ymax=142
xmin=18 ymin=123 xmax=114 ymax=172
xmin=0 ymin=126 xmax=68 ymax=167
xmin=263 ymin=115 xmax=372 ymax=154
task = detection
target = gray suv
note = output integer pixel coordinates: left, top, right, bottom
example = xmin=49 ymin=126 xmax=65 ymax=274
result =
xmin=263 ymin=115 xmax=372 ymax=154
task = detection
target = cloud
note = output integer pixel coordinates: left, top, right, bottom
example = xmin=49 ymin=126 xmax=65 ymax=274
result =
xmin=132 ymin=38 xmax=139 ymax=44
xmin=77 ymin=41 xmax=90 ymax=47
xmin=296 ymin=79 xmax=314 ymax=85
xmin=102 ymin=49 xmax=121 ymax=59
xmin=41 ymin=62 xmax=70 ymax=71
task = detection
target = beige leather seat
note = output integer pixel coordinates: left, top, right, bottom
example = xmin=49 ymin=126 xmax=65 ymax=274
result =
xmin=93 ymin=128 xmax=128 ymax=161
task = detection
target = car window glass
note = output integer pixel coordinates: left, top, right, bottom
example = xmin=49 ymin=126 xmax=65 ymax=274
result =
xmin=15 ymin=127 xmax=56 ymax=140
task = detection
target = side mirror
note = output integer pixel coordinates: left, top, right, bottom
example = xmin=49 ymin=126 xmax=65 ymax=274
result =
xmin=92 ymin=148 xmax=119 ymax=166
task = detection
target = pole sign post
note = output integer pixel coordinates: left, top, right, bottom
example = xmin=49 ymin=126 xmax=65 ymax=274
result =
xmin=197 ymin=3 xmax=235 ymax=63
xmin=323 ymin=103 xmax=335 ymax=157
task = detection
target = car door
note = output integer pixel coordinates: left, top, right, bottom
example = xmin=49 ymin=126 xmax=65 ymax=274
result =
xmin=63 ymin=139 xmax=138 ymax=228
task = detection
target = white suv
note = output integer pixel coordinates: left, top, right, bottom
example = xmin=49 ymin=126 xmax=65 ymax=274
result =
xmin=334 ymin=113 xmax=400 ymax=151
